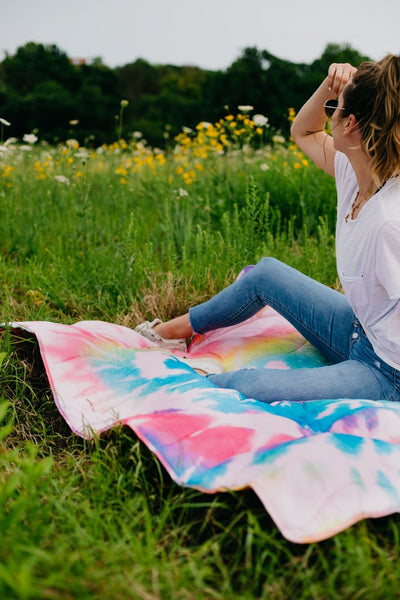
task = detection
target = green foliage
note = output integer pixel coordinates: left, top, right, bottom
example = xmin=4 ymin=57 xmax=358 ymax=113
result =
xmin=0 ymin=42 xmax=121 ymax=143
xmin=0 ymin=41 xmax=373 ymax=146
xmin=311 ymin=43 xmax=370 ymax=75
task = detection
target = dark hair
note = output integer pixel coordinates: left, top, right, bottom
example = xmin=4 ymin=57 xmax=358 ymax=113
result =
xmin=342 ymin=54 xmax=400 ymax=185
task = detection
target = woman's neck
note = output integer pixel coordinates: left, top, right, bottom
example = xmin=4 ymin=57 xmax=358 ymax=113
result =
xmin=346 ymin=151 xmax=375 ymax=196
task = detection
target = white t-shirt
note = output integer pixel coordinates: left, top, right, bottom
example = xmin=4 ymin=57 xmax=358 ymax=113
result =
xmin=335 ymin=151 xmax=400 ymax=370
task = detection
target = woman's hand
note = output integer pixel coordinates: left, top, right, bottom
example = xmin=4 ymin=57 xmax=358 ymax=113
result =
xmin=327 ymin=63 xmax=358 ymax=96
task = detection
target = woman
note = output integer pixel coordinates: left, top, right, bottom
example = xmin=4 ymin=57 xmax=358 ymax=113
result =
xmin=136 ymin=54 xmax=400 ymax=404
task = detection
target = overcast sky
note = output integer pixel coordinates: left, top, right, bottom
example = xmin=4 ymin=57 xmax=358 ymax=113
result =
xmin=2 ymin=0 xmax=399 ymax=70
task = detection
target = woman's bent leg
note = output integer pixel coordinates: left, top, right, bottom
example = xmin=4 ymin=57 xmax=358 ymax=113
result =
xmin=190 ymin=257 xmax=354 ymax=363
xmin=208 ymin=359 xmax=394 ymax=403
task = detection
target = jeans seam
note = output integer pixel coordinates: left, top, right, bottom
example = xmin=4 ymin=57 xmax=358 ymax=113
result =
xmin=213 ymin=294 xmax=349 ymax=363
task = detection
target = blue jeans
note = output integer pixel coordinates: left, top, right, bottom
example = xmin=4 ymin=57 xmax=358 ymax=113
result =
xmin=189 ymin=258 xmax=400 ymax=403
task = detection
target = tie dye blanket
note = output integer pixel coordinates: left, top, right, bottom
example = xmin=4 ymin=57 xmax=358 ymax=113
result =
xmin=7 ymin=307 xmax=400 ymax=544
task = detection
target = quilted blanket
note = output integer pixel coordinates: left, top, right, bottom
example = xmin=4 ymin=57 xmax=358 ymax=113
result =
xmin=8 ymin=306 xmax=400 ymax=544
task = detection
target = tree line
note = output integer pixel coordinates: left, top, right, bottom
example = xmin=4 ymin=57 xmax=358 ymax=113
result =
xmin=0 ymin=42 xmax=369 ymax=147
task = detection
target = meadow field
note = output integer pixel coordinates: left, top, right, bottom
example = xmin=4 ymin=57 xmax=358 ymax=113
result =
xmin=0 ymin=112 xmax=399 ymax=599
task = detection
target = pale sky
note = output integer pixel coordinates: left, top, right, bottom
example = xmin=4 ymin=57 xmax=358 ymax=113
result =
xmin=2 ymin=0 xmax=399 ymax=69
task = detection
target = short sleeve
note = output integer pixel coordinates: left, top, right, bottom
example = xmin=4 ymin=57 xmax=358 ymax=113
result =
xmin=334 ymin=152 xmax=349 ymax=197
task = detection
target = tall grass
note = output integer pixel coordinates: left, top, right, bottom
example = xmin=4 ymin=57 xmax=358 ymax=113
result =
xmin=1 ymin=123 xmax=397 ymax=599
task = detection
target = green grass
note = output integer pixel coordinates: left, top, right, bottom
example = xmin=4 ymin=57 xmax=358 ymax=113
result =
xmin=1 ymin=130 xmax=398 ymax=599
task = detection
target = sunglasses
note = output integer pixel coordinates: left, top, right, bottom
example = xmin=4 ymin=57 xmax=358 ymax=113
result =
xmin=324 ymin=98 xmax=346 ymax=118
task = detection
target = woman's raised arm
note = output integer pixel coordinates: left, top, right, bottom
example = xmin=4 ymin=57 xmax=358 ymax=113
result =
xmin=290 ymin=63 xmax=357 ymax=176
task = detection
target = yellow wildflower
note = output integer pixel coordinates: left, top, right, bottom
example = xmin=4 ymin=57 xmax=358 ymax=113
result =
xmin=1 ymin=165 xmax=14 ymax=177
xmin=288 ymin=107 xmax=296 ymax=123
xmin=207 ymin=129 xmax=219 ymax=139
xmin=66 ymin=139 xmax=79 ymax=149
xmin=115 ymin=166 xmax=128 ymax=176
xmin=26 ymin=290 xmax=46 ymax=307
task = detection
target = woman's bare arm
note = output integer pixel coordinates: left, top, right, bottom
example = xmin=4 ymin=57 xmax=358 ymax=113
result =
xmin=290 ymin=63 xmax=357 ymax=176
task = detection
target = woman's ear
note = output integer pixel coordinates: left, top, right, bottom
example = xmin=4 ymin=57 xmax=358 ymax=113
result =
xmin=344 ymin=113 xmax=358 ymax=135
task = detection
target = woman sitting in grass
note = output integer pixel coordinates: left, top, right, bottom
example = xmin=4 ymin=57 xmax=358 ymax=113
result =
xmin=136 ymin=54 xmax=400 ymax=404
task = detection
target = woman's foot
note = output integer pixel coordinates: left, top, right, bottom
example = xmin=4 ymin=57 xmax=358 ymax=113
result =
xmin=135 ymin=318 xmax=187 ymax=351
xmin=154 ymin=313 xmax=193 ymax=340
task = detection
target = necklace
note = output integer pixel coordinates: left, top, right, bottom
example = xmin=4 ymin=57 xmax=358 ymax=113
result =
xmin=344 ymin=181 xmax=380 ymax=223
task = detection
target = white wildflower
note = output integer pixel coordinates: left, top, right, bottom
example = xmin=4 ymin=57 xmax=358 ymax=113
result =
xmin=0 ymin=145 xmax=8 ymax=154
xmin=120 ymin=99 xmax=129 ymax=107
xmin=198 ymin=121 xmax=212 ymax=129
xmin=54 ymin=175 xmax=70 ymax=185
xmin=260 ymin=163 xmax=269 ymax=172
xmin=272 ymin=134 xmax=286 ymax=144
xmin=20 ymin=145 xmax=33 ymax=151
xmin=75 ymin=150 xmax=90 ymax=161
xmin=253 ymin=114 xmax=268 ymax=127
xmin=132 ymin=131 xmax=143 ymax=139
xmin=69 ymin=119 xmax=79 ymax=125
xmin=178 ymin=188 xmax=188 ymax=197
xmin=5 ymin=137 xmax=18 ymax=146
xmin=0 ymin=118 xmax=11 ymax=126
xmin=23 ymin=133 xmax=38 ymax=144
xmin=182 ymin=126 xmax=193 ymax=134
xmin=238 ymin=105 xmax=254 ymax=112
xmin=66 ymin=139 xmax=79 ymax=148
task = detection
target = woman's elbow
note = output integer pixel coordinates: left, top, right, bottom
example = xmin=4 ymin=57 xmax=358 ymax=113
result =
xmin=290 ymin=122 xmax=301 ymax=145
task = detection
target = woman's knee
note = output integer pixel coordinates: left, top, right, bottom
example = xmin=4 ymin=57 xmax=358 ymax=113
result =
xmin=252 ymin=257 xmax=287 ymax=282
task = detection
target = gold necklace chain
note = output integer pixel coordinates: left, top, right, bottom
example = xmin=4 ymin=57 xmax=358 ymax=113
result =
xmin=345 ymin=181 xmax=377 ymax=223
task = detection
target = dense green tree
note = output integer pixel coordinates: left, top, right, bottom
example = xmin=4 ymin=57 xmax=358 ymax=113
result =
xmin=310 ymin=43 xmax=370 ymax=75
xmin=0 ymin=41 xmax=372 ymax=146
xmin=115 ymin=61 xmax=213 ymax=143
xmin=0 ymin=42 xmax=122 ymax=143
xmin=2 ymin=42 xmax=80 ymax=96
xmin=74 ymin=63 xmax=122 ymax=142
xmin=219 ymin=47 xmax=269 ymax=111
